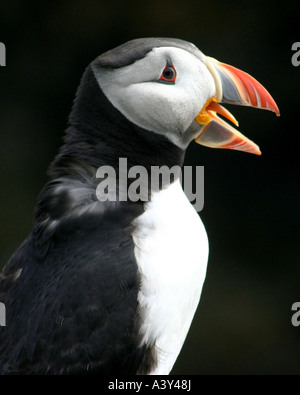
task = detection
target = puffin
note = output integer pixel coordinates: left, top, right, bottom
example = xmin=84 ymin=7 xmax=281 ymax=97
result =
xmin=0 ymin=38 xmax=279 ymax=375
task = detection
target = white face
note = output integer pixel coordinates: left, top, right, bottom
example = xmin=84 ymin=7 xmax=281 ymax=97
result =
xmin=93 ymin=46 xmax=216 ymax=148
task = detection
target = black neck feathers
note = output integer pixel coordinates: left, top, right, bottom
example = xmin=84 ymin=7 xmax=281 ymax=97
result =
xmin=49 ymin=65 xmax=185 ymax=179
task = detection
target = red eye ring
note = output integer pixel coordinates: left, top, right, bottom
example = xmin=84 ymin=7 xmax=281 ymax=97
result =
xmin=159 ymin=64 xmax=177 ymax=83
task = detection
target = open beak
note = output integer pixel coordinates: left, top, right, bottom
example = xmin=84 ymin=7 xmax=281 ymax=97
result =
xmin=195 ymin=57 xmax=280 ymax=155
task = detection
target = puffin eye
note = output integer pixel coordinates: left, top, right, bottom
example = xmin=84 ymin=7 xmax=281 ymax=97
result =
xmin=159 ymin=64 xmax=177 ymax=84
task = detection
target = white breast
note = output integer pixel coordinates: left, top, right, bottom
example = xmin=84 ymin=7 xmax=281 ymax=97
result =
xmin=132 ymin=179 xmax=209 ymax=375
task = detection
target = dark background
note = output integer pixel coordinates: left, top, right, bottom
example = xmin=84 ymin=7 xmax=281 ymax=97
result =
xmin=0 ymin=0 xmax=299 ymax=374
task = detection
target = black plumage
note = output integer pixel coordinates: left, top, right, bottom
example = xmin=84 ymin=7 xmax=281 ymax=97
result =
xmin=0 ymin=36 xmax=278 ymax=375
xmin=0 ymin=49 xmax=184 ymax=374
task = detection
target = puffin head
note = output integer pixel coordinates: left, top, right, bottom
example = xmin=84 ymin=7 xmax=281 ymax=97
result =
xmin=91 ymin=37 xmax=279 ymax=154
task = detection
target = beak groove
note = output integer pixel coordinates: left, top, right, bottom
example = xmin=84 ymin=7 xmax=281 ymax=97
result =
xmin=211 ymin=59 xmax=280 ymax=115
